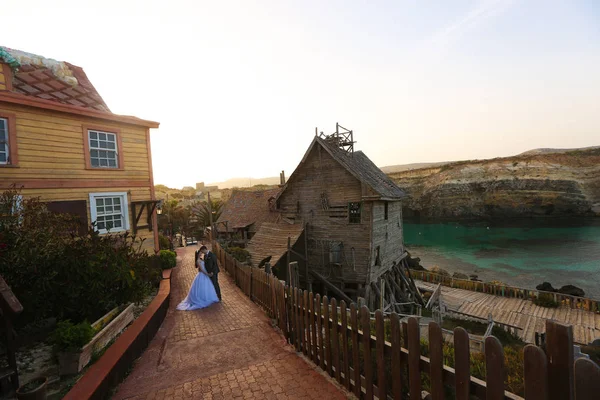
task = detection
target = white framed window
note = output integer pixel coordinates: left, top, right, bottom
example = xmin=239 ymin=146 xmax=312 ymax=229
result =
xmin=88 ymin=130 xmax=118 ymax=168
xmin=0 ymin=118 xmax=8 ymax=165
xmin=89 ymin=192 xmax=130 ymax=233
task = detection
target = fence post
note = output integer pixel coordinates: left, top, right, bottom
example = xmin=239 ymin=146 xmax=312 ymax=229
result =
xmin=546 ymin=320 xmax=574 ymax=400
xmin=575 ymin=358 xmax=600 ymax=400
xmin=408 ymin=317 xmax=421 ymax=399
xmin=361 ymin=305 xmax=374 ymax=400
xmin=250 ymin=267 xmax=253 ymax=301
xmin=485 ymin=336 xmax=505 ymax=400
xmin=524 ymin=345 xmax=548 ymax=400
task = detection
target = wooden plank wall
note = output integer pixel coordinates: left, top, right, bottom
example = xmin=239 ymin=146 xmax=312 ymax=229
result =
xmin=277 ymin=143 xmax=372 ymax=285
xmin=370 ymin=199 xmax=404 ymax=280
xmin=0 ymin=103 xmax=156 ymax=252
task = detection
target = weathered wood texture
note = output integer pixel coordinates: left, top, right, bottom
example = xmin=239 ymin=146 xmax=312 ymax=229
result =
xmin=276 ymin=142 xmax=373 ymax=285
xmin=415 ymin=279 xmax=600 ymax=345
xmin=370 ymin=200 xmax=404 ymax=280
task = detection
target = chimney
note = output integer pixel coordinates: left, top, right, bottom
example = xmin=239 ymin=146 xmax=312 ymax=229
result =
xmin=281 ymin=170 xmax=286 ymax=185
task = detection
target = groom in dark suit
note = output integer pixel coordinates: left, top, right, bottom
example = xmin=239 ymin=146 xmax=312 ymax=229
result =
xmin=200 ymin=245 xmax=221 ymax=301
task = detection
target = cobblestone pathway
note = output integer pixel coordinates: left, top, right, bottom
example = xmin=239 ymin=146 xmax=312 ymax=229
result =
xmin=113 ymin=246 xmax=350 ymax=400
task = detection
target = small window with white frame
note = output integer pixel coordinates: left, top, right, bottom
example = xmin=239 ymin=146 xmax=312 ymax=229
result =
xmin=89 ymin=192 xmax=129 ymax=233
xmin=0 ymin=118 xmax=9 ymax=164
xmin=88 ymin=129 xmax=118 ymax=168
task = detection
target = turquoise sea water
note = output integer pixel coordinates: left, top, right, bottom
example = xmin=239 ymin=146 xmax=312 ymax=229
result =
xmin=404 ymin=219 xmax=600 ymax=299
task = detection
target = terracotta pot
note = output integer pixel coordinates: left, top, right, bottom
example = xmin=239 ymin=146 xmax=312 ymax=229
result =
xmin=16 ymin=376 xmax=48 ymax=400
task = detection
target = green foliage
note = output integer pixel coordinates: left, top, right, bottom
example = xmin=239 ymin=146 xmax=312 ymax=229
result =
xmin=219 ymin=243 xmax=250 ymax=263
xmin=159 ymin=250 xmax=177 ymax=270
xmin=228 ymin=247 xmax=250 ymax=262
xmin=419 ymin=336 xmax=525 ymax=396
xmin=51 ymin=320 xmax=95 ymax=352
xmin=533 ymin=293 xmax=560 ymax=308
xmin=0 ymin=188 xmax=162 ymax=327
xmin=193 ymin=199 xmax=224 ymax=227
xmin=158 ymin=234 xmax=171 ymax=250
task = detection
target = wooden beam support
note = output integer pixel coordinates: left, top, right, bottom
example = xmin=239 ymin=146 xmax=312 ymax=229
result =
xmin=309 ymin=270 xmax=353 ymax=304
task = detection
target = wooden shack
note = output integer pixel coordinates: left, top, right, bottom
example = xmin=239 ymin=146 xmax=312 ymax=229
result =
xmin=247 ymin=125 xmax=417 ymax=308
xmin=216 ymin=188 xmax=280 ymax=242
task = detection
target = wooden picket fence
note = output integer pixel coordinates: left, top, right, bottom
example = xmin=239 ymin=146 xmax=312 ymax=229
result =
xmin=412 ymin=269 xmax=600 ymax=313
xmin=213 ymin=242 xmax=600 ymax=400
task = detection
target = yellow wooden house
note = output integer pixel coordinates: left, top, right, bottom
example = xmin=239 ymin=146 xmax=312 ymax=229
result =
xmin=0 ymin=46 xmax=160 ymax=252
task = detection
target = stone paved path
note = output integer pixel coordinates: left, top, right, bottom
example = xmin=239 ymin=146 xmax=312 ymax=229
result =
xmin=113 ymin=246 xmax=350 ymax=400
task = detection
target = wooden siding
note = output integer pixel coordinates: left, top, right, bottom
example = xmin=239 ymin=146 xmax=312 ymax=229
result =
xmin=0 ymin=104 xmax=150 ymax=180
xmin=0 ymin=102 xmax=156 ymax=252
xmin=370 ymin=200 xmax=404 ymax=281
xmin=0 ymin=63 xmax=7 ymax=91
xmin=278 ymin=143 xmax=372 ymax=286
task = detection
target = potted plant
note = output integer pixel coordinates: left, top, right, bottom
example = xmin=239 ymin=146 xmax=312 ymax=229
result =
xmin=16 ymin=376 xmax=48 ymax=400
xmin=52 ymin=320 xmax=95 ymax=376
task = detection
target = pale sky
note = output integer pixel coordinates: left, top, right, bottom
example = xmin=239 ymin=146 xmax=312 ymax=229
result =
xmin=2 ymin=0 xmax=599 ymax=188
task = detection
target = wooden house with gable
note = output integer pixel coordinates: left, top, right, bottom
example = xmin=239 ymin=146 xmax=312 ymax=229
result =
xmin=246 ymin=124 xmax=420 ymax=309
xmin=216 ymin=187 xmax=280 ymax=241
xmin=0 ymin=46 xmax=160 ymax=252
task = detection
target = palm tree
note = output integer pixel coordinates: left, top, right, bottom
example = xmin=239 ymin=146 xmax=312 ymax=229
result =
xmin=192 ymin=198 xmax=224 ymax=228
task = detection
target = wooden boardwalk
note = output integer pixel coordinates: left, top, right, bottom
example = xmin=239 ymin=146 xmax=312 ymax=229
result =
xmin=416 ymin=280 xmax=600 ymax=345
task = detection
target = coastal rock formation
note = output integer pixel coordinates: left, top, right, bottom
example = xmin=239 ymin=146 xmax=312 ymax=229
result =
xmin=558 ymin=285 xmax=586 ymax=297
xmin=452 ymin=272 xmax=469 ymax=280
xmin=387 ymin=148 xmax=600 ymax=219
xmin=536 ymin=282 xmax=557 ymax=292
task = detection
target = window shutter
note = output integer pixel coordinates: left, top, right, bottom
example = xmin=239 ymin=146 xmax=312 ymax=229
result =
xmin=46 ymin=200 xmax=88 ymax=235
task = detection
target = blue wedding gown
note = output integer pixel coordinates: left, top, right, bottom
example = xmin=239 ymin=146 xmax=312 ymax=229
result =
xmin=176 ymin=259 xmax=219 ymax=310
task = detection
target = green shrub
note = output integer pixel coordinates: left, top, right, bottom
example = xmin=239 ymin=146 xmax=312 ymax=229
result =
xmin=159 ymin=250 xmax=177 ymax=270
xmin=228 ymin=246 xmax=250 ymax=263
xmin=533 ymin=293 xmax=560 ymax=308
xmin=0 ymin=188 xmax=162 ymax=327
xmin=158 ymin=234 xmax=171 ymax=250
xmin=52 ymin=320 xmax=95 ymax=352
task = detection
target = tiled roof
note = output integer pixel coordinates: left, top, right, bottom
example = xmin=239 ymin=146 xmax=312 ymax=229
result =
xmin=0 ymin=46 xmax=159 ymax=128
xmin=217 ymin=188 xmax=281 ymax=233
xmin=246 ymin=222 xmax=305 ymax=267
xmin=1 ymin=47 xmax=110 ymax=112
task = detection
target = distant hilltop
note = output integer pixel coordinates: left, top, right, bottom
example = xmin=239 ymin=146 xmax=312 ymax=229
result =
xmin=517 ymin=146 xmax=600 ymax=156
xmin=206 ymin=176 xmax=280 ymax=189
xmin=380 ymin=146 xmax=600 ymax=174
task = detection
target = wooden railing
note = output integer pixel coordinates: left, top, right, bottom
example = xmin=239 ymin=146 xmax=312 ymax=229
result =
xmin=213 ymin=241 xmax=600 ymax=400
xmin=412 ymin=269 xmax=600 ymax=312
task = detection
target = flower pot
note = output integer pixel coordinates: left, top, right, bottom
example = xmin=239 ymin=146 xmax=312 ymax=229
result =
xmin=58 ymin=350 xmax=86 ymax=376
xmin=16 ymin=377 xmax=48 ymax=400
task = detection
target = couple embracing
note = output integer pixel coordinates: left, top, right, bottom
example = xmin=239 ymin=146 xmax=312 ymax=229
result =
xmin=176 ymin=246 xmax=222 ymax=311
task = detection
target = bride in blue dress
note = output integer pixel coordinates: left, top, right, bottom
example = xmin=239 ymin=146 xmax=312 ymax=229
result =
xmin=176 ymin=251 xmax=220 ymax=310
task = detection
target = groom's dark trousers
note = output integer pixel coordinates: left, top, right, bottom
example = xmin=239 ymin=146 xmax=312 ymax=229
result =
xmin=205 ymin=251 xmax=222 ymax=300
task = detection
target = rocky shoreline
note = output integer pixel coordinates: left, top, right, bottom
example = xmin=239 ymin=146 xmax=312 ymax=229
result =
xmin=389 ymin=148 xmax=600 ymax=219
xmin=406 ymin=252 xmax=587 ymax=297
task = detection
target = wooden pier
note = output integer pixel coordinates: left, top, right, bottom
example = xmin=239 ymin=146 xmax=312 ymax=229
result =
xmin=416 ymin=280 xmax=600 ymax=345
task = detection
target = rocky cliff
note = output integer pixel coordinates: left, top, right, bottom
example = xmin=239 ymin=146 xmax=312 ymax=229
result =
xmin=387 ymin=148 xmax=600 ymax=219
